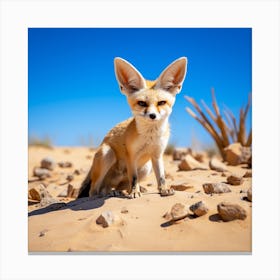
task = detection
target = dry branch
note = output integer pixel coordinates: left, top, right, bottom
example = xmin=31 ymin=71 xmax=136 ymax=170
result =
xmin=185 ymin=90 xmax=252 ymax=159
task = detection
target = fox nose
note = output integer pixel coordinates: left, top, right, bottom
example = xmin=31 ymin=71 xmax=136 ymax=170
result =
xmin=149 ymin=113 xmax=156 ymax=120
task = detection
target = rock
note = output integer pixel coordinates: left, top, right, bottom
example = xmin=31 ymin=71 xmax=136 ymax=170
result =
xmin=224 ymin=143 xmax=252 ymax=166
xmin=58 ymin=189 xmax=68 ymax=197
xmin=189 ymin=201 xmax=209 ymax=216
xmin=203 ymin=182 xmax=231 ymax=194
xmin=243 ymin=171 xmax=252 ymax=178
xmin=217 ymin=202 xmax=247 ymax=221
xmin=33 ymin=167 xmax=51 ymax=179
xmin=74 ymin=169 xmax=81 ymax=175
xmin=28 ymin=184 xmax=52 ymax=201
xmin=67 ymin=184 xmax=74 ymax=197
xmin=58 ymin=161 xmax=73 ymax=168
xmin=227 ymin=174 xmax=244 ymax=185
xmin=193 ymin=152 xmax=206 ymax=163
xmin=40 ymin=157 xmax=55 ymax=170
xmin=173 ymin=147 xmax=188 ymax=160
xmin=170 ymin=183 xmax=193 ymax=191
xmin=178 ymin=154 xmax=208 ymax=171
xmin=39 ymin=197 xmax=62 ymax=208
xmin=67 ymin=184 xmax=79 ymax=198
xmin=247 ymin=188 xmax=252 ymax=202
xmin=121 ymin=207 xmax=129 ymax=214
xmin=170 ymin=203 xmax=189 ymax=221
xmin=96 ymin=211 xmax=116 ymax=228
xmin=66 ymin=174 xmax=74 ymax=182
xmin=209 ymin=158 xmax=228 ymax=172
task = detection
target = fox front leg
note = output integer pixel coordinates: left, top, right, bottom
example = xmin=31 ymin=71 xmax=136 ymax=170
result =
xmin=126 ymin=160 xmax=142 ymax=199
xmin=152 ymin=156 xmax=174 ymax=196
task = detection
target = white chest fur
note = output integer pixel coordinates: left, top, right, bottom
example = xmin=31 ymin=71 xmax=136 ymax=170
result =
xmin=133 ymin=118 xmax=169 ymax=158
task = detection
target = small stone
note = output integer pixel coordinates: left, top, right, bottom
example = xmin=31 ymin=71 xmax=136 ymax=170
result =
xmin=58 ymin=189 xmax=68 ymax=197
xmin=33 ymin=167 xmax=51 ymax=179
xmin=28 ymin=184 xmax=52 ymax=201
xmin=58 ymin=161 xmax=73 ymax=168
xmin=40 ymin=157 xmax=56 ymax=170
xmin=178 ymin=154 xmax=208 ymax=171
xmin=39 ymin=229 xmax=48 ymax=237
xmin=193 ymin=152 xmax=206 ymax=163
xmin=67 ymin=184 xmax=74 ymax=197
xmin=96 ymin=211 xmax=115 ymax=228
xmin=243 ymin=171 xmax=252 ymax=178
xmin=209 ymin=158 xmax=228 ymax=172
xmin=221 ymin=172 xmax=227 ymax=177
xmin=227 ymin=174 xmax=244 ymax=185
xmin=121 ymin=207 xmax=129 ymax=214
xmin=224 ymin=143 xmax=252 ymax=166
xmin=173 ymin=147 xmax=188 ymax=160
xmin=66 ymin=175 xmax=74 ymax=182
xmin=203 ymin=182 xmax=231 ymax=194
xmin=217 ymin=202 xmax=247 ymax=221
xmin=170 ymin=183 xmax=193 ymax=191
xmin=74 ymin=169 xmax=81 ymax=175
xmin=190 ymin=201 xmax=209 ymax=216
xmin=170 ymin=203 xmax=189 ymax=221
xmin=247 ymin=188 xmax=252 ymax=202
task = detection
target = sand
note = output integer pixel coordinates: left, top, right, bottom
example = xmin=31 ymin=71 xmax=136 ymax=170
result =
xmin=28 ymin=146 xmax=252 ymax=252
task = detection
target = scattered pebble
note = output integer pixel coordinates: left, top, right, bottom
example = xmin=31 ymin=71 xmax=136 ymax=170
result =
xmin=74 ymin=169 xmax=81 ymax=175
xmin=170 ymin=203 xmax=189 ymax=221
xmin=66 ymin=175 xmax=74 ymax=182
xmin=58 ymin=161 xmax=73 ymax=168
xmin=247 ymin=188 xmax=252 ymax=202
xmin=28 ymin=184 xmax=51 ymax=201
xmin=170 ymin=183 xmax=193 ymax=191
xmin=189 ymin=201 xmax=209 ymax=216
xmin=243 ymin=171 xmax=252 ymax=178
xmin=227 ymin=174 xmax=244 ymax=185
xmin=96 ymin=211 xmax=116 ymax=228
xmin=40 ymin=157 xmax=56 ymax=170
xmin=39 ymin=229 xmax=48 ymax=237
xmin=33 ymin=167 xmax=51 ymax=179
xmin=217 ymin=202 xmax=247 ymax=221
xmin=224 ymin=143 xmax=252 ymax=166
xmin=209 ymin=158 xmax=228 ymax=172
xmin=58 ymin=189 xmax=68 ymax=197
xmin=203 ymin=182 xmax=231 ymax=194
xmin=178 ymin=154 xmax=208 ymax=171
xmin=121 ymin=207 xmax=129 ymax=214
xmin=173 ymin=147 xmax=188 ymax=161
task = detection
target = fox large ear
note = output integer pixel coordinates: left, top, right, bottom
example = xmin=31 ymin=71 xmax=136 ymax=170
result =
xmin=114 ymin=57 xmax=146 ymax=95
xmin=156 ymin=57 xmax=187 ymax=95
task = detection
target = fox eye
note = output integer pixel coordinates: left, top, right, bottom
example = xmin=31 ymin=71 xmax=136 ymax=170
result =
xmin=157 ymin=101 xmax=166 ymax=106
xmin=137 ymin=101 xmax=148 ymax=107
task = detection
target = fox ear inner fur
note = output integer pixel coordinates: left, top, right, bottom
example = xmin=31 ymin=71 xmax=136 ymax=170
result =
xmin=156 ymin=57 xmax=187 ymax=95
xmin=114 ymin=57 xmax=146 ymax=95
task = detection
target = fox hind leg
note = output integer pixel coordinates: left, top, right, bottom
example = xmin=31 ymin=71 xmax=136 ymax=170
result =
xmin=89 ymin=144 xmax=116 ymax=197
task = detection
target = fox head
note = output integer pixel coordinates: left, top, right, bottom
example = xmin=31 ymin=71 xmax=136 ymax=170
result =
xmin=114 ymin=57 xmax=187 ymax=123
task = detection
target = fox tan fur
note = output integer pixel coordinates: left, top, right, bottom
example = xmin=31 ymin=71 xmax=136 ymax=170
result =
xmin=78 ymin=57 xmax=187 ymax=199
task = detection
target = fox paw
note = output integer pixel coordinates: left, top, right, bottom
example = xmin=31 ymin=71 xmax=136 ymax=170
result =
xmin=128 ymin=190 xmax=142 ymax=199
xmin=160 ymin=188 xmax=175 ymax=197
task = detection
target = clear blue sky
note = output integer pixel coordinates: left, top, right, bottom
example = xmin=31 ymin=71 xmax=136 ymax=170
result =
xmin=28 ymin=28 xmax=252 ymax=148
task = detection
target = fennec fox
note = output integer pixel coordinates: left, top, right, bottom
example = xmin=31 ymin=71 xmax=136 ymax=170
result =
xmin=78 ymin=57 xmax=187 ymax=199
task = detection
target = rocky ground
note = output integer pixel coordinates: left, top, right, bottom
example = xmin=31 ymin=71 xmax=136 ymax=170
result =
xmin=28 ymin=144 xmax=252 ymax=252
